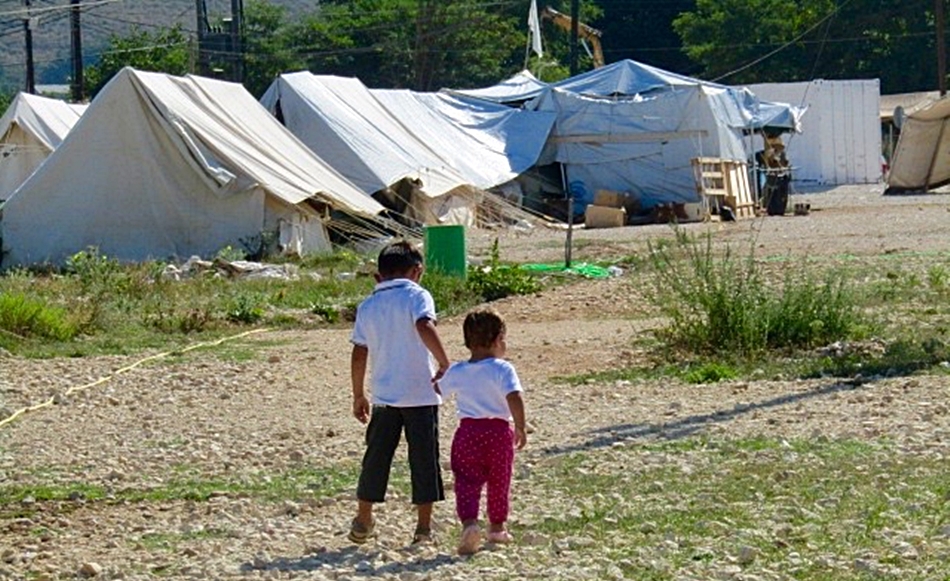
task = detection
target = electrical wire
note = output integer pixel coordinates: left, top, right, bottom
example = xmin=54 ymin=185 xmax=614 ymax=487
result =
xmin=711 ymin=0 xmax=855 ymax=83
xmin=0 ymin=0 xmax=119 ymax=19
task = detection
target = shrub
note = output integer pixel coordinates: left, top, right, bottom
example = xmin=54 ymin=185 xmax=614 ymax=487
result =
xmin=465 ymin=239 xmax=541 ymax=302
xmin=65 ymin=247 xmax=123 ymax=292
xmin=0 ymin=292 xmax=78 ymax=343
xmin=648 ymin=228 xmax=867 ymax=357
xmin=226 ymin=293 xmax=265 ymax=324
xmin=683 ymin=362 xmax=738 ymax=384
xmin=422 ymin=270 xmax=481 ymax=316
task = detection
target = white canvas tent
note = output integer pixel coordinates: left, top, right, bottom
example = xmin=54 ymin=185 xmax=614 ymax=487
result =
xmin=746 ymin=80 xmax=881 ymax=185
xmin=260 ymin=72 xmax=554 ymax=225
xmin=0 ymin=68 xmax=383 ymax=267
xmin=522 ymin=60 xmax=804 ymax=209
xmin=886 ymin=94 xmax=950 ymax=192
xmin=0 ymin=93 xmax=86 ymax=202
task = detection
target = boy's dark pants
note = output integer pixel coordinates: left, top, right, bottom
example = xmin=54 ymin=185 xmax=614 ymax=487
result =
xmin=357 ymin=405 xmax=445 ymax=505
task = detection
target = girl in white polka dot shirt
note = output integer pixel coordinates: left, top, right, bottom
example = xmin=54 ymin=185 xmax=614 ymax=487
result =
xmin=438 ymin=309 xmax=527 ymax=556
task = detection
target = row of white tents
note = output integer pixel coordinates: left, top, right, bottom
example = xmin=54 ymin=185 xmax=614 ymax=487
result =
xmin=0 ymin=60 xmax=808 ymax=268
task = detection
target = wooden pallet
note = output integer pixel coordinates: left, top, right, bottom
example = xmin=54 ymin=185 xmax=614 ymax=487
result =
xmin=691 ymin=157 xmax=757 ymax=219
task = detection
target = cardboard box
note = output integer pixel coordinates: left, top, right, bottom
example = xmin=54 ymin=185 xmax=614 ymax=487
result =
xmin=585 ymin=204 xmax=626 ymax=229
xmin=593 ymin=189 xmax=628 ymax=208
xmin=681 ymin=202 xmax=707 ymax=222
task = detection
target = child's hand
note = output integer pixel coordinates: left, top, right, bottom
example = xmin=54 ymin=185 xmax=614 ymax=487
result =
xmin=432 ymin=362 xmax=449 ymax=382
xmin=514 ymin=426 xmax=527 ymax=450
xmin=433 ymin=381 xmax=442 ymax=396
xmin=352 ymin=394 xmax=370 ymax=424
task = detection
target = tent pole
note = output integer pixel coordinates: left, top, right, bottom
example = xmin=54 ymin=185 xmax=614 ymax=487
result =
xmin=523 ymin=26 xmax=531 ymax=70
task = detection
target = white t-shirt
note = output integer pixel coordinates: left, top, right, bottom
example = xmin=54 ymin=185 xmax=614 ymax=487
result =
xmin=351 ymin=278 xmax=441 ymax=407
xmin=438 ymin=358 xmax=523 ymax=420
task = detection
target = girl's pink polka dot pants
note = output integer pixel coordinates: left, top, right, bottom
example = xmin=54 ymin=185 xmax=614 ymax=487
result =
xmin=450 ymin=418 xmax=515 ymax=524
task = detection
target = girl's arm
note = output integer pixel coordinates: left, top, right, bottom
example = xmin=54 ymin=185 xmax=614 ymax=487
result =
xmin=506 ymin=392 xmax=527 ymax=449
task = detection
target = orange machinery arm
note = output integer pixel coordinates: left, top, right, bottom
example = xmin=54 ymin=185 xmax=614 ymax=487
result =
xmin=541 ymin=5 xmax=605 ymax=68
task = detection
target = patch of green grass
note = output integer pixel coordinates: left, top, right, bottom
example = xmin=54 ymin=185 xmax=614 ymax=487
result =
xmin=0 ymin=465 xmax=358 ymax=509
xmin=559 ymin=329 xmax=950 ymax=386
xmin=556 ymin=358 xmax=752 ymax=385
xmin=0 ymin=292 xmax=80 ymax=346
xmin=682 ymin=361 xmax=738 ymax=384
xmin=524 ymin=436 xmax=946 ymax=580
xmin=138 ymin=528 xmax=231 ymax=551
xmin=0 ymin=243 xmax=553 ymax=357
xmin=800 ymin=337 xmax=950 ymax=379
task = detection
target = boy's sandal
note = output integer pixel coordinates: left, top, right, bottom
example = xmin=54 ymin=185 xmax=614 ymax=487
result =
xmin=347 ymin=518 xmax=376 ymax=544
xmin=487 ymin=530 xmax=513 ymax=544
xmin=411 ymin=526 xmax=434 ymax=545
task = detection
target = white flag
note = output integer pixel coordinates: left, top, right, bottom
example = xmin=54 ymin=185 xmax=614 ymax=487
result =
xmin=528 ymin=0 xmax=543 ymax=57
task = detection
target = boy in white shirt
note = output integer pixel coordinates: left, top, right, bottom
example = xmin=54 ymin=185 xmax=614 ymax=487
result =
xmin=349 ymin=241 xmax=451 ymax=545
xmin=437 ymin=309 xmax=527 ymax=555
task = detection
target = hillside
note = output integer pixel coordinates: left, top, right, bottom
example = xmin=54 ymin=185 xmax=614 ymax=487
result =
xmin=0 ymin=0 xmax=312 ymax=88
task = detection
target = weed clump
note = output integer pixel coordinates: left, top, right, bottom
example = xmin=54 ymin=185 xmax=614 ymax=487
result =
xmin=648 ymin=228 xmax=868 ymax=358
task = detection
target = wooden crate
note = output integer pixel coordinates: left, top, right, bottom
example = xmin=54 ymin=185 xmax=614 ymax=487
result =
xmin=691 ymin=157 xmax=757 ymax=219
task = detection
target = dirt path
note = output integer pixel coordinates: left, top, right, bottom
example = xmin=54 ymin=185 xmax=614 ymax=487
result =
xmin=2 ymin=185 xmax=950 ymax=580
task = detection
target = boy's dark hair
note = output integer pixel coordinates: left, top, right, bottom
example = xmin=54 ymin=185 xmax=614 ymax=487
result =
xmin=463 ymin=309 xmax=506 ymax=349
xmin=377 ymin=240 xmax=424 ymax=277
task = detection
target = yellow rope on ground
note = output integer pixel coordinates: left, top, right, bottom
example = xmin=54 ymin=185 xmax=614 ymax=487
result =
xmin=0 ymin=328 xmax=269 ymax=430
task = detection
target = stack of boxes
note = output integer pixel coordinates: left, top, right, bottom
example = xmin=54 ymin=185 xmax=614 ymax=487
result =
xmin=584 ymin=189 xmax=636 ymax=229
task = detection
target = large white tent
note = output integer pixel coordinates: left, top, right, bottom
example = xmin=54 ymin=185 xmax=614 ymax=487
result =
xmin=885 ymin=94 xmax=950 ymax=193
xmin=260 ymin=72 xmax=554 ymax=225
xmin=0 ymin=93 xmax=86 ymax=202
xmin=520 ymin=60 xmax=804 ymax=209
xmin=0 ymin=68 xmax=383 ymax=267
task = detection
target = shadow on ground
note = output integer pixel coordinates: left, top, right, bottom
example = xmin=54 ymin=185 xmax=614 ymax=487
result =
xmin=241 ymin=545 xmax=458 ymax=575
xmin=543 ymin=378 xmax=869 ymax=455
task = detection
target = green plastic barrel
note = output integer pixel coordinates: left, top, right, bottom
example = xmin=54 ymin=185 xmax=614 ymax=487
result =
xmin=424 ymin=224 xmax=467 ymax=278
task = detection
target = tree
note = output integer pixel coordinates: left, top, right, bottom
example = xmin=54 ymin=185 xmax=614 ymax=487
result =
xmin=673 ymin=0 xmax=937 ymax=93
xmin=284 ymin=0 xmax=525 ymax=90
xmin=243 ymin=0 xmax=307 ymax=97
xmin=528 ymin=0 xmax=604 ymax=80
xmin=84 ymin=25 xmax=193 ymax=97
xmin=0 ymin=89 xmax=13 ymax=115
xmin=597 ymin=0 xmax=696 ymax=75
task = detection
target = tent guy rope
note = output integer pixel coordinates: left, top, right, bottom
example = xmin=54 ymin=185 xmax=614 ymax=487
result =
xmin=0 ymin=327 xmax=269 ymax=431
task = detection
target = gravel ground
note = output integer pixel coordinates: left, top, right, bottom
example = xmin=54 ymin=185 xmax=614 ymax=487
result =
xmin=1 ymin=185 xmax=950 ymax=580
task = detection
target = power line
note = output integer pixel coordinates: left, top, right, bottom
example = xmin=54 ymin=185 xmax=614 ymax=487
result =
xmin=0 ymin=0 xmax=118 ymax=18
xmin=711 ymin=0 xmax=856 ymax=83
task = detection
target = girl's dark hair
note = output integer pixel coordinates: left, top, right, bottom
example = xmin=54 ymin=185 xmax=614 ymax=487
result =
xmin=377 ymin=241 xmax=423 ymax=277
xmin=463 ymin=309 xmax=506 ymax=349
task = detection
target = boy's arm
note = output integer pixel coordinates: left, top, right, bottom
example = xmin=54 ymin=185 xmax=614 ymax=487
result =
xmin=415 ymin=318 xmax=451 ymax=381
xmin=351 ymin=344 xmax=370 ymax=424
xmin=506 ymin=392 xmax=527 ymax=450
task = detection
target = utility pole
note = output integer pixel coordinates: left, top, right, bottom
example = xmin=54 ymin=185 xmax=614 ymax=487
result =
xmin=564 ymin=0 xmax=580 ymax=267
xmin=938 ymin=0 xmax=947 ymax=95
xmin=71 ymin=0 xmax=84 ymax=102
xmin=23 ymin=0 xmax=35 ymax=94
xmin=230 ymin=0 xmax=244 ymax=83
xmin=569 ymin=0 xmax=579 ymax=76
xmin=196 ymin=0 xmax=207 ymax=76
